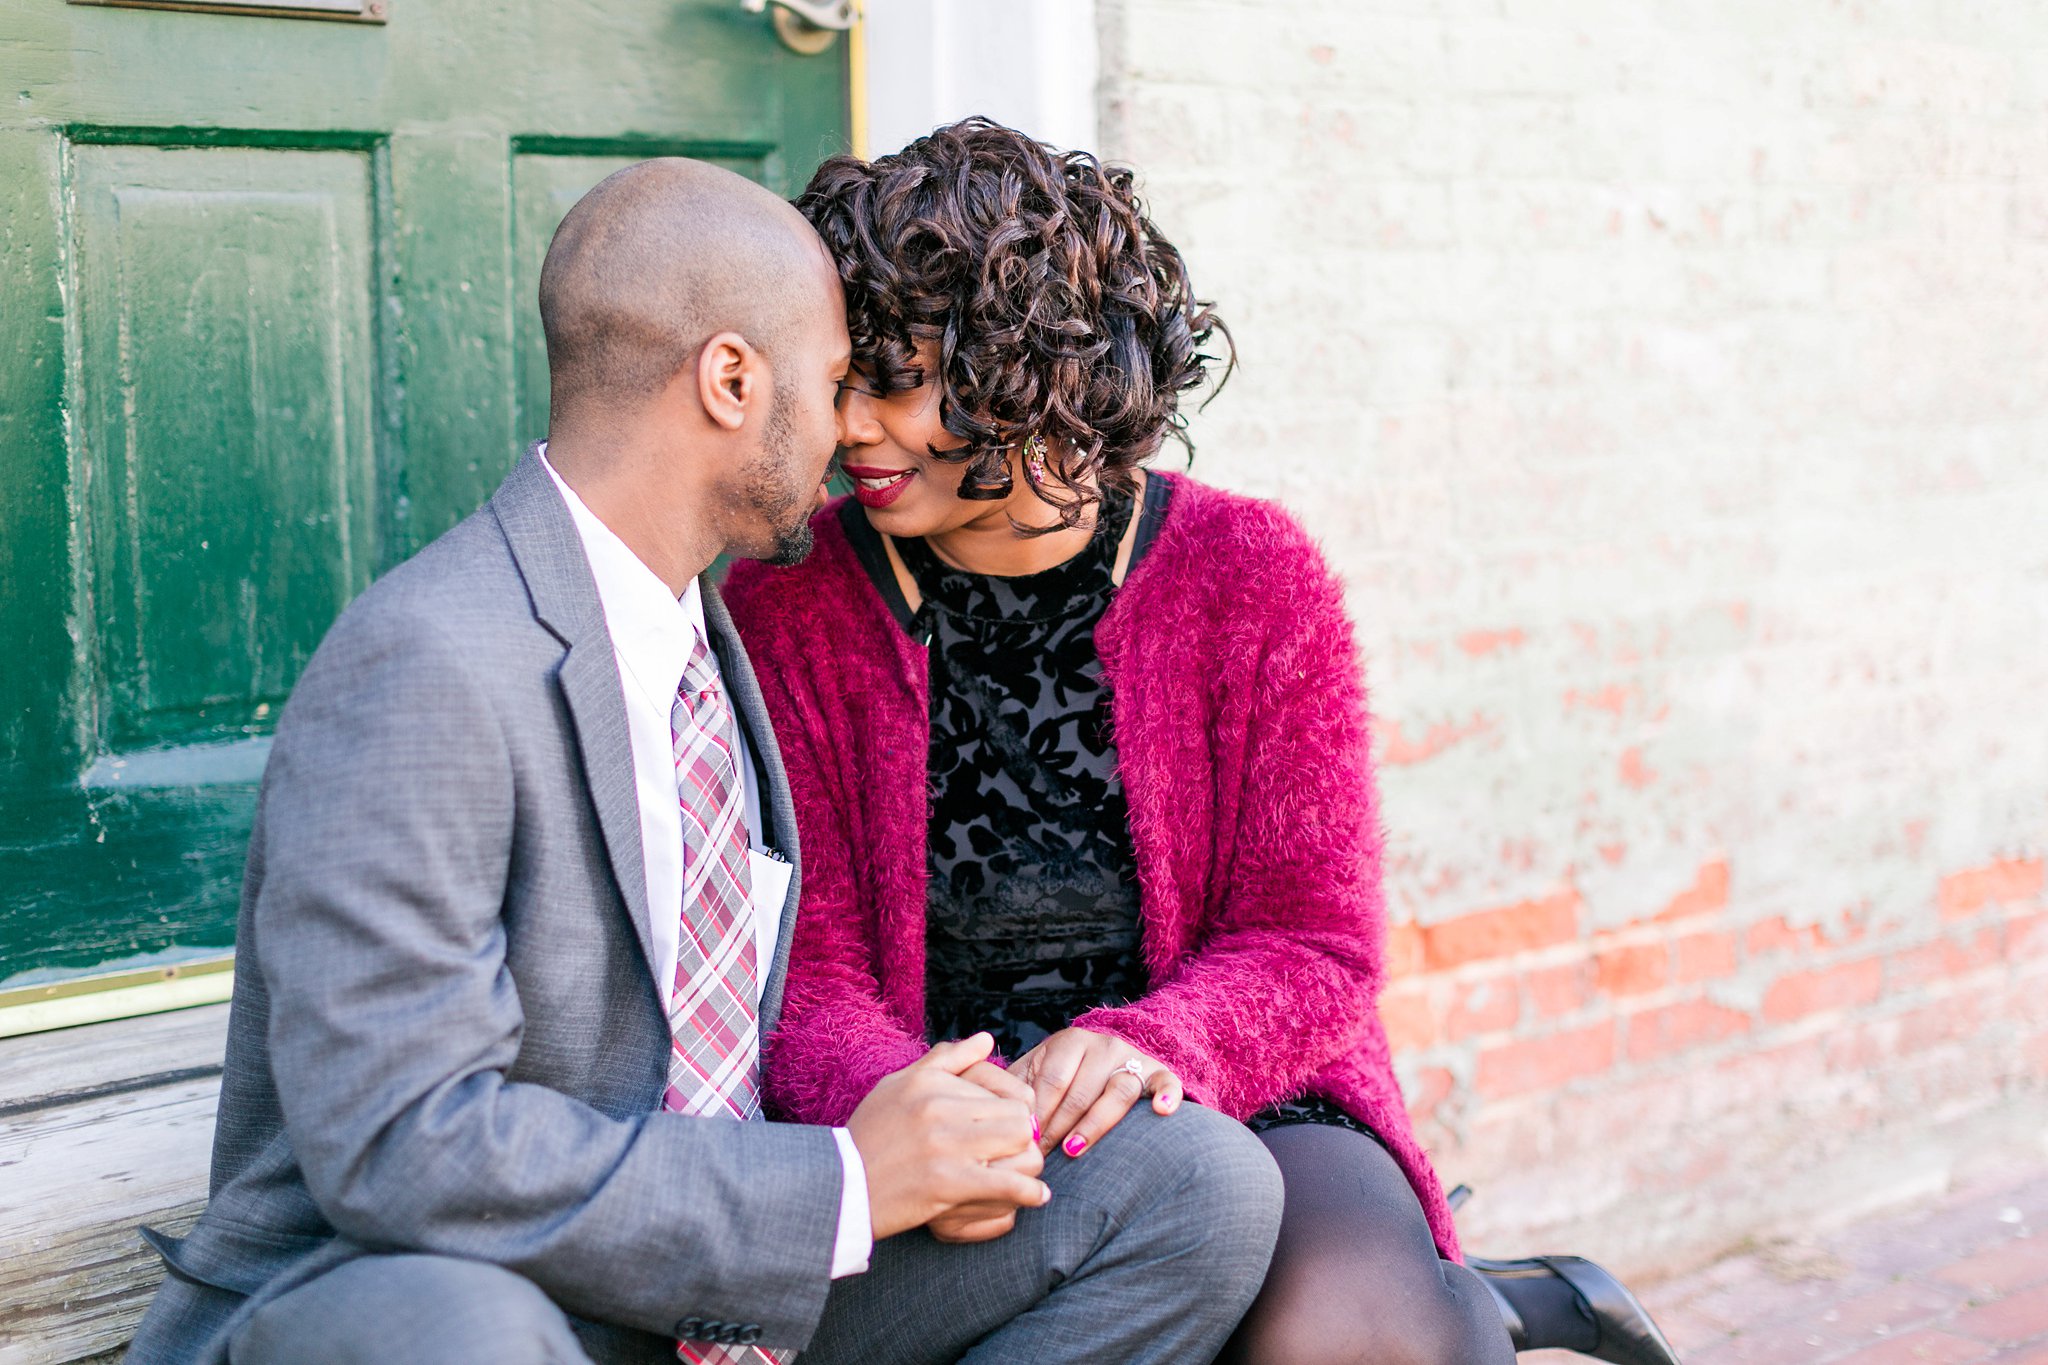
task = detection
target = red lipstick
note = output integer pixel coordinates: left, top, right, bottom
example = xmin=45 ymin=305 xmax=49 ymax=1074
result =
xmin=840 ymin=463 xmax=916 ymax=510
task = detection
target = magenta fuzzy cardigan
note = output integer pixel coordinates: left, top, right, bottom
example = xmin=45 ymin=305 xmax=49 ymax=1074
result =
xmin=723 ymin=474 xmax=1459 ymax=1260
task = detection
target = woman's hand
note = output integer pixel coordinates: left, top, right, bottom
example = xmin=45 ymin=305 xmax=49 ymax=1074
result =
xmin=1011 ymin=1027 xmax=1184 ymax=1160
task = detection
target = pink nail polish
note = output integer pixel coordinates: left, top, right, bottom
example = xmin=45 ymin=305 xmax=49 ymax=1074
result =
xmin=1063 ymin=1133 xmax=1088 ymax=1157
xmin=1031 ymin=1113 xmax=1042 ymax=1142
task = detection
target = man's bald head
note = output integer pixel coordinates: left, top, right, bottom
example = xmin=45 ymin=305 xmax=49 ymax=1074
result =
xmin=539 ymin=158 xmax=831 ymax=425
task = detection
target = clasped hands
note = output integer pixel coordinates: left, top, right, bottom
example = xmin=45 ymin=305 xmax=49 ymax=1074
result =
xmin=847 ymin=1027 xmax=1183 ymax=1245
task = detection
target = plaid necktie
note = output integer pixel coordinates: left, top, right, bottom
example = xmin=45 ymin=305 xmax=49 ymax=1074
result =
xmin=667 ymin=629 xmax=783 ymax=1364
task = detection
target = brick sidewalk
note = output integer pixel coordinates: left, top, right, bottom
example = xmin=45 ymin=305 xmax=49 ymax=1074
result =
xmin=1521 ymin=1166 xmax=2048 ymax=1364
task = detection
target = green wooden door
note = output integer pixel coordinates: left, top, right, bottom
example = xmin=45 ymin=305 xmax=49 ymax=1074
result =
xmin=0 ymin=0 xmax=849 ymax=993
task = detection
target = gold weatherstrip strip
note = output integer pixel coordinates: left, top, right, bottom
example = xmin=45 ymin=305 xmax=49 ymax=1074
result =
xmin=848 ymin=0 xmax=869 ymax=160
xmin=0 ymin=957 xmax=235 ymax=1039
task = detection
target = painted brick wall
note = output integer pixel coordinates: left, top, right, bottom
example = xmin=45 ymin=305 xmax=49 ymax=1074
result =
xmin=1096 ymin=0 xmax=2048 ymax=1274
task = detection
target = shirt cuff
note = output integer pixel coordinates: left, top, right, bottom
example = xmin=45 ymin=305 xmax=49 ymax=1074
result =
xmin=828 ymin=1127 xmax=874 ymax=1279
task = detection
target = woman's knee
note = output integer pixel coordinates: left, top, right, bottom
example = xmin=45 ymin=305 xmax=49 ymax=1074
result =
xmin=1229 ymin=1283 xmax=1501 ymax=1365
xmin=1224 ymin=1124 xmax=1513 ymax=1365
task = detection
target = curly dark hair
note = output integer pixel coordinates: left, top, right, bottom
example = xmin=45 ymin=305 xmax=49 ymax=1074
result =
xmin=796 ymin=116 xmax=1232 ymax=526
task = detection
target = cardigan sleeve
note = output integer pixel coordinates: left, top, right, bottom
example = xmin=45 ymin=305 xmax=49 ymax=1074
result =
xmin=727 ymin=567 xmax=930 ymax=1128
xmin=1074 ymin=520 xmax=1388 ymax=1120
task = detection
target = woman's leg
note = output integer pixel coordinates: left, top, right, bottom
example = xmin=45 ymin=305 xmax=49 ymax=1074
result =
xmin=1219 ymin=1124 xmax=1515 ymax=1365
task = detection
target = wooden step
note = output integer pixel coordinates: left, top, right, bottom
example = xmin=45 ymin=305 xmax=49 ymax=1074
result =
xmin=0 ymin=1005 xmax=228 ymax=1365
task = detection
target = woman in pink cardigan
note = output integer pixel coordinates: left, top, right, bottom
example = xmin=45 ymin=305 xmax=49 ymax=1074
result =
xmin=725 ymin=118 xmax=1678 ymax=1365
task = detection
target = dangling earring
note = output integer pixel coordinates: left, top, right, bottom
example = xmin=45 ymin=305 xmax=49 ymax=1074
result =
xmin=1023 ymin=433 xmax=1050 ymax=486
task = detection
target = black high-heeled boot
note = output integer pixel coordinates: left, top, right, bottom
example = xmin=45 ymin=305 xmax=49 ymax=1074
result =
xmin=1451 ymin=1186 xmax=1684 ymax=1364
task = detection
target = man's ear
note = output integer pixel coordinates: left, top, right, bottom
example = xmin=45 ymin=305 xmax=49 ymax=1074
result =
xmin=695 ymin=331 xmax=757 ymax=432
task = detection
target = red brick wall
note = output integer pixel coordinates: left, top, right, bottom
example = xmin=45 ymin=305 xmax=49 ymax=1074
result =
xmin=1098 ymin=0 xmax=2048 ymax=1273
xmin=1385 ymin=857 xmax=2046 ymax=1269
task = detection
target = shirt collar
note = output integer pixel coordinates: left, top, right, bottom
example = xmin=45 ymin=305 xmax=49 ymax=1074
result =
xmin=539 ymin=444 xmax=699 ymax=711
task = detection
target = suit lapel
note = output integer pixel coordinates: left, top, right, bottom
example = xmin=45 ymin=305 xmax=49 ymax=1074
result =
xmin=702 ymin=579 xmax=803 ymax=1042
xmin=556 ymin=640 xmax=659 ymax=980
xmin=491 ymin=447 xmax=660 ymax=984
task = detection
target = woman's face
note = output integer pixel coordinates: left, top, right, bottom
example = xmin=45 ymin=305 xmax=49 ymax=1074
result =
xmin=833 ymin=341 xmax=1033 ymax=540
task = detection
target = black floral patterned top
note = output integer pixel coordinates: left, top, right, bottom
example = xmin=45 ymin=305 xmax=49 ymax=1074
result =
xmin=838 ymin=481 xmax=1375 ymax=1141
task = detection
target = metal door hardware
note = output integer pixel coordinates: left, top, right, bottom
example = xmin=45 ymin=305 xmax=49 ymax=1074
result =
xmin=742 ymin=0 xmax=854 ymax=55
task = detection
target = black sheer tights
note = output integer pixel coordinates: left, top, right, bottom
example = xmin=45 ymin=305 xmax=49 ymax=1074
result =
xmin=1219 ymin=1124 xmax=1516 ymax=1365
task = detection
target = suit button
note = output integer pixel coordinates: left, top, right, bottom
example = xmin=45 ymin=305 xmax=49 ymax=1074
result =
xmin=738 ymin=1325 xmax=763 ymax=1345
xmin=676 ymin=1317 xmax=702 ymax=1338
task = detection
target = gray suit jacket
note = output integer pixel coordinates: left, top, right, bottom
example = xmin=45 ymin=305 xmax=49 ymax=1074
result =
xmin=128 ymin=449 xmax=840 ymax=1363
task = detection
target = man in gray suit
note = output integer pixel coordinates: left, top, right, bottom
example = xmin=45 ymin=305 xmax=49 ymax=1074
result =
xmin=128 ymin=159 xmax=1282 ymax=1365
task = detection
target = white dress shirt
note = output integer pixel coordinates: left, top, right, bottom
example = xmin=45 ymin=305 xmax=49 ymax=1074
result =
xmin=542 ymin=450 xmax=872 ymax=1279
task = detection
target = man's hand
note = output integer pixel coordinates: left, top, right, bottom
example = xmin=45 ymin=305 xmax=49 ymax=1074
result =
xmin=848 ymin=1033 xmax=1049 ymax=1241
xmin=1011 ymin=1027 xmax=1183 ymax=1162
xmin=926 ymin=1144 xmax=1044 ymax=1244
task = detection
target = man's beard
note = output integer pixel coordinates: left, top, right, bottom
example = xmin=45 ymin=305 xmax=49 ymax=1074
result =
xmin=743 ymin=382 xmax=817 ymax=567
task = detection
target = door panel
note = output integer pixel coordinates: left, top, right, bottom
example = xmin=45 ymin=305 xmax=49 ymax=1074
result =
xmin=0 ymin=0 xmax=851 ymax=990
xmin=76 ymin=144 xmax=379 ymax=749
xmin=6 ymin=779 xmax=257 ymax=982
